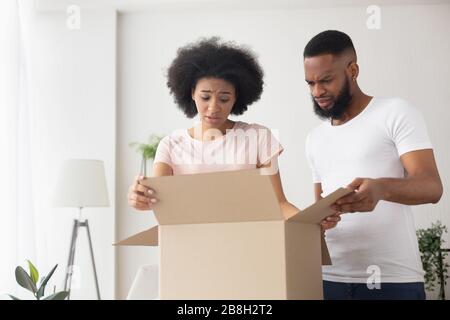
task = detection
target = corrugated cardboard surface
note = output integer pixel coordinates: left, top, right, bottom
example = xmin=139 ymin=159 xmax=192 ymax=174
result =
xmin=142 ymin=169 xmax=284 ymax=225
xmin=116 ymin=169 xmax=353 ymax=300
xmin=115 ymin=225 xmax=158 ymax=246
xmin=159 ymin=221 xmax=288 ymax=300
xmin=285 ymin=222 xmax=323 ymax=299
xmin=289 ymin=188 xmax=352 ymax=224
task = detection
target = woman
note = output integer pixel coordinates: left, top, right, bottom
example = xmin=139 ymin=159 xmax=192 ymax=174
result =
xmin=127 ymin=37 xmax=340 ymax=228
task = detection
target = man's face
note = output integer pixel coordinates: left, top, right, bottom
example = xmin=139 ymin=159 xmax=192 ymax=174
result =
xmin=304 ymin=54 xmax=352 ymax=120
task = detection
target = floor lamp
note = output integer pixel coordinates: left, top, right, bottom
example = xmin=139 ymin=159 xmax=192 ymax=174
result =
xmin=53 ymin=159 xmax=110 ymax=300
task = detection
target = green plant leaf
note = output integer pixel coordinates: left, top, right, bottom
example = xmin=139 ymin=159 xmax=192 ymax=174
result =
xmin=7 ymin=294 xmax=20 ymax=300
xmin=36 ymin=264 xmax=58 ymax=300
xmin=129 ymin=135 xmax=163 ymax=161
xmin=27 ymin=260 xmax=39 ymax=286
xmin=417 ymin=220 xmax=449 ymax=292
xmin=42 ymin=291 xmax=69 ymax=300
xmin=15 ymin=266 xmax=37 ymax=294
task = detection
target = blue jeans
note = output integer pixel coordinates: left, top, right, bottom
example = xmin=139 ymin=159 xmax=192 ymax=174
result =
xmin=323 ymin=280 xmax=426 ymax=300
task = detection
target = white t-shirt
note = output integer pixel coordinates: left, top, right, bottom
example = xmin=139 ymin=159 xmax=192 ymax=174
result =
xmin=305 ymin=97 xmax=432 ymax=283
xmin=154 ymin=121 xmax=283 ymax=175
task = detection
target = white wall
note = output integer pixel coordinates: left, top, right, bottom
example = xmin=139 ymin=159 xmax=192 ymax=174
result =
xmin=33 ymin=0 xmax=450 ymax=300
xmin=29 ymin=8 xmax=116 ymax=299
xmin=116 ymin=3 xmax=450 ymax=299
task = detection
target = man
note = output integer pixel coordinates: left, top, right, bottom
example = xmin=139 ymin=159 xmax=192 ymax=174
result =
xmin=303 ymin=30 xmax=443 ymax=300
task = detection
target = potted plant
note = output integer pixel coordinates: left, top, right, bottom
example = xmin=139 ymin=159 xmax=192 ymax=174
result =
xmin=129 ymin=134 xmax=163 ymax=176
xmin=7 ymin=260 xmax=69 ymax=300
xmin=416 ymin=220 xmax=449 ymax=300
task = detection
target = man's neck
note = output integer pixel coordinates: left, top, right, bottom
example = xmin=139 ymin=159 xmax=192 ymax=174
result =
xmin=332 ymin=92 xmax=372 ymax=126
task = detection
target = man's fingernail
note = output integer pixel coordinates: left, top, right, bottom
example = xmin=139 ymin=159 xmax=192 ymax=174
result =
xmin=148 ymin=189 xmax=153 ymax=195
xmin=150 ymin=198 xmax=157 ymax=203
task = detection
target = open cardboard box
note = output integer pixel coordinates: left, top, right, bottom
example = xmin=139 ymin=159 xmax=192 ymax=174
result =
xmin=116 ymin=169 xmax=351 ymax=299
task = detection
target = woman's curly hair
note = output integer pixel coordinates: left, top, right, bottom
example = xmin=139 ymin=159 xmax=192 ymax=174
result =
xmin=167 ymin=37 xmax=264 ymax=118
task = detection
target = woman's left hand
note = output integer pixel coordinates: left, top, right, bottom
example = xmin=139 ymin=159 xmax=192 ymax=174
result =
xmin=320 ymin=205 xmax=342 ymax=231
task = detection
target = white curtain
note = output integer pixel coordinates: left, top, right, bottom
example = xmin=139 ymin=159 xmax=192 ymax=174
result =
xmin=0 ymin=0 xmax=39 ymax=299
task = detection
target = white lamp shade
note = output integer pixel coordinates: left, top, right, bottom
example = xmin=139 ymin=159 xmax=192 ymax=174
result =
xmin=53 ymin=159 xmax=110 ymax=208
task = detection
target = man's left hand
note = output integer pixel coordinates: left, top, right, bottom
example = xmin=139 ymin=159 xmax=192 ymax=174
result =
xmin=336 ymin=178 xmax=383 ymax=213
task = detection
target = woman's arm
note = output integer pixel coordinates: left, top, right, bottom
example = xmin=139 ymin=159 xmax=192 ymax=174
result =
xmin=261 ymin=158 xmax=340 ymax=230
xmin=269 ymin=171 xmax=301 ymax=219
xmin=153 ymin=162 xmax=174 ymax=177
xmin=259 ymin=157 xmax=300 ymax=219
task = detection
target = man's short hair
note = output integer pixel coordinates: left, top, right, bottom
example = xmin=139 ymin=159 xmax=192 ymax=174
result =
xmin=303 ymin=30 xmax=356 ymax=58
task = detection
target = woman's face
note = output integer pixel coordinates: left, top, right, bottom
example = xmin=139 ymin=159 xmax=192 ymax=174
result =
xmin=192 ymin=77 xmax=236 ymax=128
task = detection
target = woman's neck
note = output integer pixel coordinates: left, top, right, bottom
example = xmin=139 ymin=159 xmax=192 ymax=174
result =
xmin=189 ymin=119 xmax=236 ymax=141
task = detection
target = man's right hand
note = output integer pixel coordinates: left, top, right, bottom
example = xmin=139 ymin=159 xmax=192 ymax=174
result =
xmin=127 ymin=175 xmax=158 ymax=211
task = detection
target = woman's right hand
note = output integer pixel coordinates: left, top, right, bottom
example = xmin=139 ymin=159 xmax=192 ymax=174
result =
xmin=127 ymin=175 xmax=158 ymax=211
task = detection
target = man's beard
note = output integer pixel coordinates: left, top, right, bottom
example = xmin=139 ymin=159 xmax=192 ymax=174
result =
xmin=312 ymin=78 xmax=352 ymax=120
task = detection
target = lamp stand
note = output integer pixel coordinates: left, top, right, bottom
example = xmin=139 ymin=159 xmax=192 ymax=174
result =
xmin=64 ymin=207 xmax=101 ymax=300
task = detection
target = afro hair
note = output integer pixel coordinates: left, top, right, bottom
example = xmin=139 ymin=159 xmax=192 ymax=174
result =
xmin=166 ymin=37 xmax=264 ymax=118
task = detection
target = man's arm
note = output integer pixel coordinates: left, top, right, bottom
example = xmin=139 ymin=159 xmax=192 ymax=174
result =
xmin=336 ymin=149 xmax=443 ymax=213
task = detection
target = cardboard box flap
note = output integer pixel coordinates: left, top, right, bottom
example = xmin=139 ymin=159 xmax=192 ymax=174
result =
xmin=321 ymin=234 xmax=332 ymax=265
xmin=288 ymin=188 xmax=352 ymax=224
xmin=141 ymin=169 xmax=284 ymax=225
xmin=114 ymin=225 xmax=158 ymax=246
